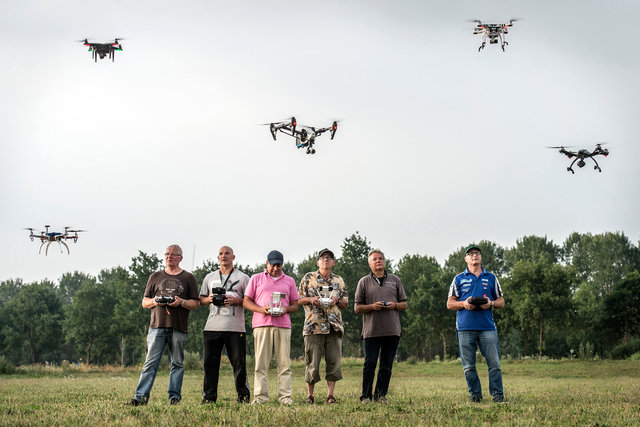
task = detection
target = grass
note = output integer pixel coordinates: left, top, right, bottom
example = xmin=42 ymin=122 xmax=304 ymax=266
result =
xmin=1 ymin=358 xmax=640 ymax=426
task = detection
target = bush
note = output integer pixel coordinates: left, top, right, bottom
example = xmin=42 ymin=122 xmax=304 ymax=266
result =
xmin=0 ymin=356 xmax=16 ymax=374
xmin=610 ymin=337 xmax=640 ymax=359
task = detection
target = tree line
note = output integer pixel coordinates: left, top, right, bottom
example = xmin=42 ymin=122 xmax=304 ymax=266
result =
xmin=1 ymin=231 xmax=639 ymax=366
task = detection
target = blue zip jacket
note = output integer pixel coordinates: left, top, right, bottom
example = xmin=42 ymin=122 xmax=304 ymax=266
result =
xmin=448 ymin=267 xmax=503 ymax=331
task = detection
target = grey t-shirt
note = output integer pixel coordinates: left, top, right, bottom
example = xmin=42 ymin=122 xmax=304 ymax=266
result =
xmin=200 ymin=268 xmax=249 ymax=333
xmin=354 ymin=273 xmax=407 ymax=339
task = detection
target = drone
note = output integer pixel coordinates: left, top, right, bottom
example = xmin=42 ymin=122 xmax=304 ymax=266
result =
xmin=266 ymin=117 xmax=338 ymax=154
xmin=78 ymin=38 xmax=123 ymax=62
xmin=25 ymin=226 xmax=86 ymax=255
xmin=472 ymin=19 xmax=517 ymax=51
xmin=547 ymin=144 xmax=609 ymax=174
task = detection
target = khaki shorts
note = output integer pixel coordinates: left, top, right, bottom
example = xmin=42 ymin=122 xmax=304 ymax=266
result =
xmin=304 ymin=329 xmax=342 ymax=384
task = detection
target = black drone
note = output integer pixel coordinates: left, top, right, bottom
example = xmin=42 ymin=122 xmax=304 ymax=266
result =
xmin=547 ymin=144 xmax=609 ymax=174
xmin=472 ymin=19 xmax=517 ymax=51
xmin=266 ymin=117 xmax=338 ymax=154
xmin=24 ymin=225 xmax=86 ymax=255
xmin=78 ymin=38 xmax=123 ymax=62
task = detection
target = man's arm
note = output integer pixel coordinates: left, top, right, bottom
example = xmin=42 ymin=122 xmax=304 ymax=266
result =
xmin=142 ymin=296 xmax=156 ymax=309
xmin=285 ymin=300 xmax=299 ymax=314
xmin=355 ymin=301 xmax=385 ymax=314
xmin=243 ymin=295 xmax=269 ymax=314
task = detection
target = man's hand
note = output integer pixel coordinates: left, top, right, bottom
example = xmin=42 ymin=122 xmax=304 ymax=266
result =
xmin=225 ymin=295 xmax=242 ymax=306
xmin=463 ymin=297 xmax=475 ymax=311
xmin=168 ymin=296 xmax=182 ymax=308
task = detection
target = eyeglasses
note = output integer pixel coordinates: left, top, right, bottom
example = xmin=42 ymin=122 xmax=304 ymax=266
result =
xmin=319 ymin=256 xmax=334 ymax=261
xmin=466 ymin=251 xmax=481 ymax=257
xmin=165 ymin=253 xmax=182 ymax=258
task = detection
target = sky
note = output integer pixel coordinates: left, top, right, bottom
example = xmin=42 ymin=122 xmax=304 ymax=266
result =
xmin=1 ymin=0 xmax=639 ymax=283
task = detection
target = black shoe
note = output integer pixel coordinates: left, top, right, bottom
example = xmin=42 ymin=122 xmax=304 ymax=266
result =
xmin=237 ymin=395 xmax=250 ymax=404
xmin=170 ymin=398 xmax=180 ymax=405
xmin=493 ymin=395 xmax=508 ymax=404
xmin=201 ymin=398 xmax=216 ymax=404
xmin=129 ymin=398 xmax=145 ymax=406
xmin=470 ymin=395 xmax=483 ymax=403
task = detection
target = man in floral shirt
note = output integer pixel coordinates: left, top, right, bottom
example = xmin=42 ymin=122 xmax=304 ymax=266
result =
xmin=297 ymin=248 xmax=348 ymax=404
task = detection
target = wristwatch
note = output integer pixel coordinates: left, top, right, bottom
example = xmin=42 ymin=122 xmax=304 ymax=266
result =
xmin=181 ymin=299 xmax=185 ymax=307
xmin=490 ymin=300 xmax=494 ymax=308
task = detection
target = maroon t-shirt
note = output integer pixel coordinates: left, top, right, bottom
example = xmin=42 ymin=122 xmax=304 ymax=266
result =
xmin=144 ymin=270 xmax=199 ymax=334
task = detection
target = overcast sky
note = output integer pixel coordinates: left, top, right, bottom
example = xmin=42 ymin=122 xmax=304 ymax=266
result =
xmin=2 ymin=0 xmax=639 ymax=283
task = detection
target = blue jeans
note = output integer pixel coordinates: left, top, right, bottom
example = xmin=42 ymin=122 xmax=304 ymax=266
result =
xmin=134 ymin=328 xmax=187 ymax=403
xmin=361 ymin=336 xmax=400 ymax=401
xmin=457 ymin=330 xmax=503 ymax=400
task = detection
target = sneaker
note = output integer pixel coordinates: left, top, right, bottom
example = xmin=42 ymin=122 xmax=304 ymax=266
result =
xmin=170 ymin=398 xmax=180 ymax=405
xmin=360 ymin=398 xmax=371 ymax=404
xmin=129 ymin=398 xmax=145 ymax=406
xmin=492 ymin=396 xmax=508 ymax=404
xmin=251 ymin=399 xmax=266 ymax=405
xmin=375 ymin=396 xmax=388 ymax=404
xmin=281 ymin=398 xmax=295 ymax=406
xmin=469 ymin=395 xmax=483 ymax=403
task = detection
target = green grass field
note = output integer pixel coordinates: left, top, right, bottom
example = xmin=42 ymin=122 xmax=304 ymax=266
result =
xmin=1 ymin=358 xmax=639 ymax=426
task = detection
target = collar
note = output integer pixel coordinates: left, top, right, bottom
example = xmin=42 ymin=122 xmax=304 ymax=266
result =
xmin=263 ymin=270 xmax=284 ymax=281
xmin=370 ymin=271 xmax=387 ymax=285
xmin=315 ymin=270 xmax=334 ymax=282
xmin=463 ymin=267 xmax=487 ymax=276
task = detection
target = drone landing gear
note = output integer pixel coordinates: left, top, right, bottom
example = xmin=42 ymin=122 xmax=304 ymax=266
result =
xmin=478 ymin=42 xmax=485 ymax=52
xmin=567 ymin=167 xmax=575 ymax=174
xmin=591 ymin=157 xmax=602 ymax=172
xmin=42 ymin=241 xmax=70 ymax=256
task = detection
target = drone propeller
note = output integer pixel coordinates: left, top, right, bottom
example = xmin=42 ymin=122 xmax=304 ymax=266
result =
xmin=67 ymin=229 xmax=87 ymax=233
xmin=546 ymin=146 xmax=574 ymax=149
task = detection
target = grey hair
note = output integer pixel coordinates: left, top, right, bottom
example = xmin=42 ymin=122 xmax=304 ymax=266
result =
xmin=368 ymin=249 xmax=385 ymax=260
xmin=166 ymin=244 xmax=183 ymax=256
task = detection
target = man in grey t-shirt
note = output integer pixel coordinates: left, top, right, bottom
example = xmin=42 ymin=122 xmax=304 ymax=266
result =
xmin=199 ymin=246 xmax=251 ymax=404
xmin=354 ymin=249 xmax=408 ymax=404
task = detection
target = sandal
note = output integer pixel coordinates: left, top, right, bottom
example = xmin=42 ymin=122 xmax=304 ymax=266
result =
xmin=305 ymin=396 xmax=314 ymax=404
xmin=326 ymin=395 xmax=337 ymax=404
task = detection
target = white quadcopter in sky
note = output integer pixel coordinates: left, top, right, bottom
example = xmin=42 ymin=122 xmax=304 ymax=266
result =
xmin=472 ymin=19 xmax=518 ymax=52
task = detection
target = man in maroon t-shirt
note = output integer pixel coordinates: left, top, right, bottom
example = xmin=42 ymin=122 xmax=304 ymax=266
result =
xmin=129 ymin=244 xmax=199 ymax=406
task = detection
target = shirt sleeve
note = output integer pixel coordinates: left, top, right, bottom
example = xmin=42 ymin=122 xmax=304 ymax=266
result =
xmin=245 ymin=276 xmax=256 ymax=300
xmin=396 ymin=277 xmax=407 ymax=302
xmin=354 ymin=278 xmax=366 ymax=304
xmin=199 ymin=274 xmax=210 ymax=296
xmin=448 ymin=276 xmax=459 ymax=298
xmin=288 ymin=277 xmax=299 ymax=302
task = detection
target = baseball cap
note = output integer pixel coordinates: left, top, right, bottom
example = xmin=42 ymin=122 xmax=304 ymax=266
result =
xmin=318 ymin=248 xmax=335 ymax=259
xmin=465 ymin=244 xmax=481 ymax=254
xmin=267 ymin=250 xmax=284 ymax=265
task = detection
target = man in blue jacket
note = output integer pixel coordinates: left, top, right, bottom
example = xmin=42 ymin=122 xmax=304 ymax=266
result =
xmin=447 ymin=244 xmax=506 ymax=403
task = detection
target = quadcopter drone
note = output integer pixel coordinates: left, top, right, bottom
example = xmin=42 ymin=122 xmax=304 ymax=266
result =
xmin=547 ymin=144 xmax=609 ymax=174
xmin=266 ymin=117 xmax=338 ymax=154
xmin=472 ymin=19 xmax=517 ymax=51
xmin=78 ymin=38 xmax=123 ymax=62
xmin=25 ymin=225 xmax=86 ymax=255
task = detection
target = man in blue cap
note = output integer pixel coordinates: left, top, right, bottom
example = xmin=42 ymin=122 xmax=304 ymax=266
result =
xmin=447 ymin=244 xmax=507 ymax=403
xmin=243 ymin=250 xmax=299 ymax=405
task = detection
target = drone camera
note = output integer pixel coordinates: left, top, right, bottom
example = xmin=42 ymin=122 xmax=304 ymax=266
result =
xmin=211 ymin=287 xmax=226 ymax=306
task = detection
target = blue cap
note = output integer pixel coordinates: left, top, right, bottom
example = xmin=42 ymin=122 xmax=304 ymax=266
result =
xmin=267 ymin=250 xmax=284 ymax=265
